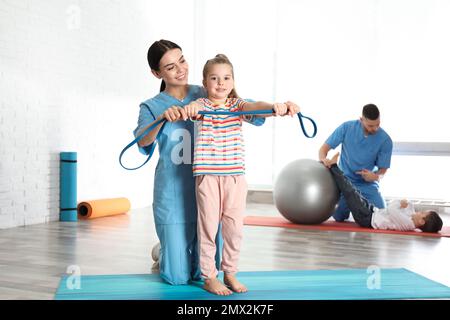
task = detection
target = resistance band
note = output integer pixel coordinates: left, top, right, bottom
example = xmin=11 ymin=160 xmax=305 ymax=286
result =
xmin=119 ymin=110 xmax=317 ymax=171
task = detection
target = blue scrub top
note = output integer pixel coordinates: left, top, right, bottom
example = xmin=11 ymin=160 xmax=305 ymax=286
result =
xmin=325 ymin=120 xmax=393 ymax=185
xmin=134 ymin=85 xmax=265 ymax=225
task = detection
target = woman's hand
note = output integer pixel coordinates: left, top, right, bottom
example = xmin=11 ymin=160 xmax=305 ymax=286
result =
xmin=162 ymin=106 xmax=188 ymax=122
xmin=285 ymin=101 xmax=300 ymax=116
xmin=273 ymin=103 xmax=288 ymax=116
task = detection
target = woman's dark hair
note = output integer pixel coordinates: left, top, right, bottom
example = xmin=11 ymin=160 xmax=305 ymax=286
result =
xmin=362 ymin=104 xmax=380 ymax=120
xmin=418 ymin=211 xmax=443 ymax=233
xmin=147 ymin=40 xmax=182 ymax=92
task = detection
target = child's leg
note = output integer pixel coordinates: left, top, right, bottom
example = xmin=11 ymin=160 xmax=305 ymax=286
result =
xmin=329 ymin=165 xmax=374 ymax=228
xmin=215 ymin=223 xmax=223 ymax=271
xmin=190 ymin=223 xmax=222 ymax=282
xmin=359 ymin=184 xmax=386 ymax=209
xmin=221 ymin=175 xmax=248 ymax=293
xmin=195 ymin=175 xmax=232 ymax=295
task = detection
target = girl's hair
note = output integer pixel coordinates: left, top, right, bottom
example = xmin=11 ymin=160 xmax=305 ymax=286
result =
xmin=203 ymin=54 xmax=239 ymax=98
xmin=147 ymin=39 xmax=182 ymax=92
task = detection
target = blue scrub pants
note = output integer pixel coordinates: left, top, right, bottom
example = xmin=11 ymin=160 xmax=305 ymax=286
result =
xmin=332 ymin=180 xmax=385 ymax=222
xmin=155 ymin=223 xmax=223 ymax=285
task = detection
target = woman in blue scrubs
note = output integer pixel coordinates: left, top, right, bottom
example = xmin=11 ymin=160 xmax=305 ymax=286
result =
xmin=134 ymin=40 xmax=264 ymax=285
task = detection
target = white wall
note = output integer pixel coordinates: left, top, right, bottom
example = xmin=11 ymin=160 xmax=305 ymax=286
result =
xmin=271 ymin=0 xmax=450 ymax=200
xmin=0 ymin=0 xmax=195 ymax=228
xmin=377 ymin=0 xmax=450 ymax=143
xmin=193 ymin=0 xmax=278 ymax=187
xmin=273 ymin=0 xmax=378 ymax=174
xmin=2 ymin=0 xmax=450 ymax=229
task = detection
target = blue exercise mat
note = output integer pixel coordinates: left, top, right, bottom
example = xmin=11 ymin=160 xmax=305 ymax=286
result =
xmin=54 ymin=268 xmax=450 ymax=300
xmin=60 ymin=152 xmax=77 ymax=222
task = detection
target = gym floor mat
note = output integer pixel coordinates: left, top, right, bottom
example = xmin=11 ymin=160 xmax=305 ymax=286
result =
xmin=55 ymin=268 xmax=450 ymax=300
xmin=244 ymin=216 xmax=450 ymax=238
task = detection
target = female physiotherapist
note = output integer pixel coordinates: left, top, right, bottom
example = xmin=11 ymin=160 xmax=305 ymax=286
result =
xmin=133 ymin=40 xmax=265 ymax=285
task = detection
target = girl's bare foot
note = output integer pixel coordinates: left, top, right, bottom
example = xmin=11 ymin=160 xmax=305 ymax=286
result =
xmin=204 ymin=278 xmax=233 ymax=296
xmin=224 ymin=274 xmax=248 ymax=293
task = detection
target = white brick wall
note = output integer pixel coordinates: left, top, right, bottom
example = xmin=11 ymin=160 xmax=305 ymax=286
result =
xmin=0 ymin=0 xmax=196 ymax=228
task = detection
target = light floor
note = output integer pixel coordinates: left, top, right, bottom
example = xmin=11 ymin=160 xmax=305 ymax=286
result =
xmin=0 ymin=203 xmax=449 ymax=299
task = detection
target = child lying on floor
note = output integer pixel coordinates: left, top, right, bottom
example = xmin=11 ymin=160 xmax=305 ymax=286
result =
xmin=324 ymin=153 xmax=443 ymax=233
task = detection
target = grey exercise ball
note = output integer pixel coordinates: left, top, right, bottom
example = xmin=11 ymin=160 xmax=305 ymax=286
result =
xmin=273 ymin=159 xmax=339 ymax=224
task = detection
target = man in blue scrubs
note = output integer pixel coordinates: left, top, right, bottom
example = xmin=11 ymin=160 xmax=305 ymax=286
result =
xmin=319 ymin=104 xmax=393 ymax=222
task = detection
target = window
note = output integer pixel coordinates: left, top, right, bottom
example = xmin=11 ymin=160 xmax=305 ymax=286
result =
xmin=196 ymin=0 xmax=450 ymax=200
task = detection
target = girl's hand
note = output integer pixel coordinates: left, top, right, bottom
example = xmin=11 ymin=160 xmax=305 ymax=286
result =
xmin=184 ymin=101 xmax=202 ymax=119
xmin=162 ymin=106 xmax=188 ymax=122
xmin=273 ymin=103 xmax=288 ymax=116
xmin=285 ymin=101 xmax=300 ymax=116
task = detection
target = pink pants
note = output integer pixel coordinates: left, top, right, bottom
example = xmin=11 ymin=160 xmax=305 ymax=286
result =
xmin=195 ymin=175 xmax=247 ymax=279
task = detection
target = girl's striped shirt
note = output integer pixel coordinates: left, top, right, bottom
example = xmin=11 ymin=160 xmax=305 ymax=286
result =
xmin=193 ymin=97 xmax=247 ymax=176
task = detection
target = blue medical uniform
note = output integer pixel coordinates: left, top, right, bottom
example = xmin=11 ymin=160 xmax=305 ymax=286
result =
xmin=325 ymin=120 xmax=393 ymax=222
xmin=134 ymin=85 xmax=264 ymax=284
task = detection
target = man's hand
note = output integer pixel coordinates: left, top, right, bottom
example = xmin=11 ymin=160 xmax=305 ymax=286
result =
xmin=320 ymin=152 xmax=339 ymax=168
xmin=355 ymin=169 xmax=379 ymax=182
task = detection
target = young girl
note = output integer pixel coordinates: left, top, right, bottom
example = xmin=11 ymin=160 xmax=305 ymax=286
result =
xmin=184 ymin=54 xmax=300 ymax=295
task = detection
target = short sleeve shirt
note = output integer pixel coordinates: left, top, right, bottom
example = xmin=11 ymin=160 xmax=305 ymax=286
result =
xmin=193 ymin=97 xmax=247 ymax=176
xmin=325 ymin=120 xmax=393 ymax=184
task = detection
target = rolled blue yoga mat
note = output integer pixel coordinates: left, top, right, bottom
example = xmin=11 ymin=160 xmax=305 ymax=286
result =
xmin=60 ymin=152 xmax=77 ymax=222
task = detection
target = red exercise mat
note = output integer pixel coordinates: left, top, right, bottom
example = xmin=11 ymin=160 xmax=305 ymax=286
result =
xmin=244 ymin=215 xmax=450 ymax=238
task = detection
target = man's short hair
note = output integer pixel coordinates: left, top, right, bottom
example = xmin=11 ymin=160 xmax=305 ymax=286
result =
xmin=362 ymin=104 xmax=380 ymax=120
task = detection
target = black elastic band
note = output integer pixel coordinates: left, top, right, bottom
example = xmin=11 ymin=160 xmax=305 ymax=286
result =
xmin=61 ymin=160 xmax=77 ymax=163
xmin=60 ymin=208 xmax=77 ymax=211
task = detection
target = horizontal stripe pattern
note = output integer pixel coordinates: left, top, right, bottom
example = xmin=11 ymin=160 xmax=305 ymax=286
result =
xmin=193 ymin=98 xmax=246 ymax=176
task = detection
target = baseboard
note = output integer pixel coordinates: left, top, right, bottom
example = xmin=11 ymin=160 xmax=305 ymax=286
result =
xmin=247 ymin=188 xmax=450 ymax=214
xmin=247 ymin=189 xmax=274 ymax=204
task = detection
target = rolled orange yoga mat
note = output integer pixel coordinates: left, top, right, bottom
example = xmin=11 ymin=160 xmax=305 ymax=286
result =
xmin=77 ymin=198 xmax=131 ymax=220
